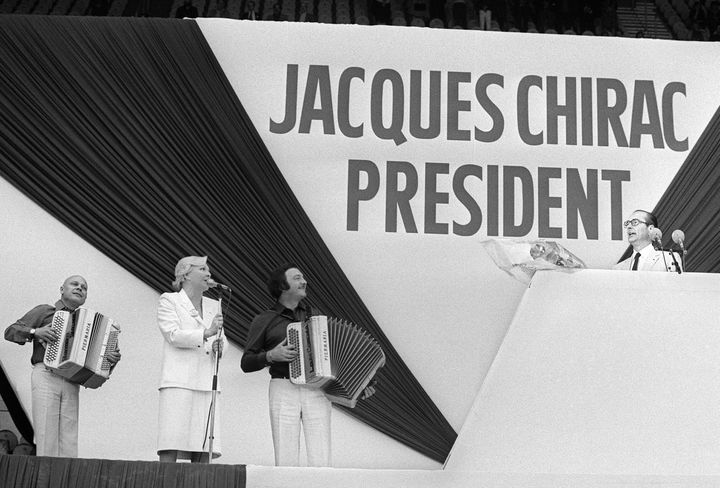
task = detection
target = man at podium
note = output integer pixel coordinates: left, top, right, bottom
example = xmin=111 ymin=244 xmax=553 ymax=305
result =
xmin=613 ymin=210 xmax=682 ymax=272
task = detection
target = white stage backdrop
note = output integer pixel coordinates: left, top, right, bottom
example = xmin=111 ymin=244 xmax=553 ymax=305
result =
xmin=196 ymin=20 xmax=720 ymax=430
xmin=2 ymin=22 xmax=720 ymax=468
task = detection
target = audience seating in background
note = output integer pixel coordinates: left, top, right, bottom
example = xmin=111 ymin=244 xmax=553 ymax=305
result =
xmin=2 ymin=0 xmax=719 ymax=40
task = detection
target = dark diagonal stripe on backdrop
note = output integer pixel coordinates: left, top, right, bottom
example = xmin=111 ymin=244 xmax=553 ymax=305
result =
xmin=650 ymin=104 xmax=720 ymax=272
xmin=0 ymin=15 xmax=455 ymax=462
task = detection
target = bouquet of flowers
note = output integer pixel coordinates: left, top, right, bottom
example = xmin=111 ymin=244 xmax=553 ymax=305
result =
xmin=481 ymin=239 xmax=586 ymax=284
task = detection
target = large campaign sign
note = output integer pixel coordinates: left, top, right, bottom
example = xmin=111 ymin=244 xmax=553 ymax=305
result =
xmin=197 ymin=19 xmax=720 ymax=430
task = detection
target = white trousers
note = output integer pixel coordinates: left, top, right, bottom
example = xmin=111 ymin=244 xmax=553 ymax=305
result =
xmin=479 ymin=9 xmax=491 ymax=29
xmin=31 ymin=364 xmax=79 ymax=457
xmin=268 ymin=379 xmax=332 ymax=466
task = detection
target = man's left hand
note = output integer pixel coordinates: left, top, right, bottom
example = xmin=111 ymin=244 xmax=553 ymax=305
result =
xmin=360 ymin=385 xmax=376 ymax=400
xmin=106 ymin=348 xmax=121 ymax=365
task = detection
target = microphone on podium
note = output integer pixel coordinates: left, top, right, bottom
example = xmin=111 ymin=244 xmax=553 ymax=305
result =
xmin=671 ymin=229 xmax=686 ymax=273
xmin=671 ymin=229 xmax=685 ymax=253
xmin=649 ymin=227 xmax=663 ymax=246
xmin=650 ymin=228 xmax=671 ymax=271
xmin=207 ymin=279 xmax=232 ymax=291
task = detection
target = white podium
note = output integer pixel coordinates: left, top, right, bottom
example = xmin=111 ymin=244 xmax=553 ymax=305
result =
xmin=445 ymin=269 xmax=720 ymax=475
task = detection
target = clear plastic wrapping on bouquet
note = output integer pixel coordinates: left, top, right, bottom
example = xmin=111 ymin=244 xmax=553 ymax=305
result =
xmin=481 ymin=239 xmax=586 ymax=284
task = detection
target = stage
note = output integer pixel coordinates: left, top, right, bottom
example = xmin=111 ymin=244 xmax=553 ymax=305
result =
xmin=3 ymin=270 xmax=720 ymax=487
xmin=5 ymin=455 xmax=720 ymax=488
xmin=0 ymin=455 xmax=245 ymax=488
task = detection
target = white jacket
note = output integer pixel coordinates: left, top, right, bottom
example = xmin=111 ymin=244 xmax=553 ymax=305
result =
xmin=613 ymin=249 xmax=683 ymax=272
xmin=157 ymin=289 xmax=225 ymax=391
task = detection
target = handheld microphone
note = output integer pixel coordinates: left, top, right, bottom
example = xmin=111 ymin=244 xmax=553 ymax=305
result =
xmin=207 ymin=279 xmax=231 ymax=291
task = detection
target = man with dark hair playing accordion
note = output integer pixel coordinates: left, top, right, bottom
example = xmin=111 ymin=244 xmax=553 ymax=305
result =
xmin=242 ymin=263 xmax=374 ymax=467
xmin=4 ymin=275 xmax=121 ymax=457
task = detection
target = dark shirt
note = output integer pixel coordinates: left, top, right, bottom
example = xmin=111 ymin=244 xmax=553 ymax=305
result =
xmin=5 ymin=300 xmax=72 ymax=365
xmin=241 ymin=301 xmax=310 ymax=379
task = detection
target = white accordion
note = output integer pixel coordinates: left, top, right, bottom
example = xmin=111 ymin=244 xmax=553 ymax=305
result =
xmin=287 ymin=315 xmax=385 ymax=408
xmin=43 ymin=307 xmax=120 ymax=389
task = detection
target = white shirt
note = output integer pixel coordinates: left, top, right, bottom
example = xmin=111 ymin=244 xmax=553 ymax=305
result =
xmin=630 ymin=243 xmax=654 ymax=270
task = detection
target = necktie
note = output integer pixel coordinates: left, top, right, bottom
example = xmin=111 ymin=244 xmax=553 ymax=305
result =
xmin=631 ymin=253 xmax=640 ymax=270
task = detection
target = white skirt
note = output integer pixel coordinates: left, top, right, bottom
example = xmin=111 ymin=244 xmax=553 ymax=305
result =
xmin=157 ymin=387 xmax=221 ymax=459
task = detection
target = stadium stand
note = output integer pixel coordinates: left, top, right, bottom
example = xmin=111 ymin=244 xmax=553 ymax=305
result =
xmin=0 ymin=0 xmax=718 ymax=39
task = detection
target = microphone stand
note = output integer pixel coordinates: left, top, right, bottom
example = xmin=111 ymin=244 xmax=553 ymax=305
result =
xmin=680 ymin=243 xmax=686 ymax=271
xmin=207 ymin=289 xmax=232 ymax=464
xmin=672 ymin=231 xmax=687 ymax=272
xmin=669 ymin=250 xmax=682 ymax=274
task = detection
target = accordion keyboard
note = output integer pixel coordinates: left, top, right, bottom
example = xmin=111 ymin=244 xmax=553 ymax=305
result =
xmin=100 ymin=329 xmax=120 ymax=371
xmin=288 ymin=327 xmax=301 ymax=379
xmin=44 ymin=312 xmax=67 ymax=363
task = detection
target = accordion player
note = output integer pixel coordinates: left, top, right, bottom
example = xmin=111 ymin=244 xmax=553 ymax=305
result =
xmin=43 ymin=307 xmax=121 ymax=389
xmin=287 ymin=315 xmax=384 ymax=408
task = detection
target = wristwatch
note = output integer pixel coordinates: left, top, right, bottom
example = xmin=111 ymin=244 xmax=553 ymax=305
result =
xmin=29 ymin=328 xmax=36 ymax=340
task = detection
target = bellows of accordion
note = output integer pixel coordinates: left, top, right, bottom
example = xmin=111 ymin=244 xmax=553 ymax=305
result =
xmin=287 ymin=315 xmax=385 ymax=408
xmin=43 ymin=307 xmax=120 ymax=389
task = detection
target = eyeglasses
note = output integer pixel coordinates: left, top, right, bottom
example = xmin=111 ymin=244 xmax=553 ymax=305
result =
xmin=623 ymin=219 xmax=648 ymax=228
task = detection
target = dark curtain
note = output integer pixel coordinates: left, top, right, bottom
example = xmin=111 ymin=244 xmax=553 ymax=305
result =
xmin=617 ymin=105 xmax=720 ymax=272
xmin=0 ymin=16 xmax=455 ymax=462
xmin=651 ymin=105 xmax=720 ymax=272
xmin=0 ymin=455 xmax=246 ymax=488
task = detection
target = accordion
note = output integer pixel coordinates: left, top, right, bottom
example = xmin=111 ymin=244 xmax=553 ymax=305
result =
xmin=43 ymin=307 xmax=120 ymax=389
xmin=287 ymin=315 xmax=385 ymax=408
